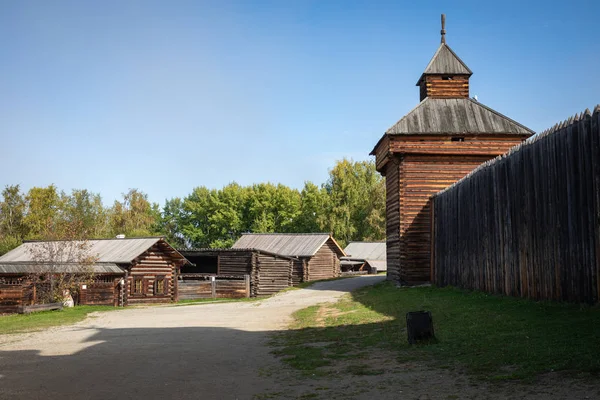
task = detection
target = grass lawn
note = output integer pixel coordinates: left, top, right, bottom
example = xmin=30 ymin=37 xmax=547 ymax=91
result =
xmin=0 ymin=305 xmax=116 ymax=335
xmin=272 ymin=282 xmax=600 ymax=381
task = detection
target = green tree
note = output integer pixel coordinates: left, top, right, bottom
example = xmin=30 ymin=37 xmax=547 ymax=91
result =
xmin=294 ymin=181 xmax=328 ymax=233
xmin=245 ymin=183 xmax=301 ymax=233
xmin=23 ymin=185 xmax=64 ymax=239
xmin=109 ymin=189 xmax=156 ymax=237
xmin=62 ymin=189 xmax=109 ymax=238
xmin=157 ymin=197 xmax=187 ymax=248
xmin=0 ymin=185 xmax=27 ymax=254
xmin=322 ymin=159 xmax=385 ymax=247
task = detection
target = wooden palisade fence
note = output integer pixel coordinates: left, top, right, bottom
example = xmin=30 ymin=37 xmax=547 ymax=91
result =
xmin=432 ymin=105 xmax=600 ymax=303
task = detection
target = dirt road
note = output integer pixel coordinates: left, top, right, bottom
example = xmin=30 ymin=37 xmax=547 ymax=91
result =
xmin=0 ymin=276 xmax=384 ymax=400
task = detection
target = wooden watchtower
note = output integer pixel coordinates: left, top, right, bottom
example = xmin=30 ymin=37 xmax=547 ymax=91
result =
xmin=371 ymin=15 xmax=534 ymax=285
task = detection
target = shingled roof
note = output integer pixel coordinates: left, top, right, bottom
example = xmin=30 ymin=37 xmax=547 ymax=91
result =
xmin=343 ymin=242 xmax=386 ymax=261
xmin=385 ymin=97 xmax=534 ymax=136
xmin=0 ymin=237 xmax=186 ymax=264
xmin=232 ymin=233 xmax=345 ymax=258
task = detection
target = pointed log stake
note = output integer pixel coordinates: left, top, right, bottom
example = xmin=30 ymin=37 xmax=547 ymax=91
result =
xmin=594 ymin=104 xmax=600 ymax=115
xmin=441 ymin=14 xmax=446 ymax=44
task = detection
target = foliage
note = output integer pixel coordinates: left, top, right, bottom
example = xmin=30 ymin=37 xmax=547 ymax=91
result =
xmin=273 ymin=282 xmax=600 ymax=381
xmin=0 ymin=186 xmax=160 ymax=255
xmin=0 ymin=158 xmax=386 ymax=252
xmin=162 ymin=159 xmax=385 ymax=249
xmin=26 ymin=220 xmax=99 ymax=304
xmin=109 ymin=188 xmax=157 ymax=237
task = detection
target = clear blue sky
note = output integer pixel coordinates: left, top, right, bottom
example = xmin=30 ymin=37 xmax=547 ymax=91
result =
xmin=1 ymin=0 xmax=598 ymax=206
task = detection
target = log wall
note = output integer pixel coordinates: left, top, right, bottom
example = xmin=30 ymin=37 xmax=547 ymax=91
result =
xmin=254 ymin=254 xmax=292 ymax=296
xmin=420 ymin=75 xmax=470 ymax=101
xmin=380 ymin=136 xmax=527 ymax=285
xmin=306 ymin=239 xmax=341 ymax=281
xmin=433 ymin=107 xmax=600 ymax=303
xmin=385 ymin=158 xmax=401 ymax=282
xmin=180 ymin=250 xmax=294 ymax=296
xmin=127 ymin=243 xmax=177 ymax=304
xmin=79 ymin=278 xmax=121 ymax=306
xmin=0 ymin=280 xmax=32 ymax=313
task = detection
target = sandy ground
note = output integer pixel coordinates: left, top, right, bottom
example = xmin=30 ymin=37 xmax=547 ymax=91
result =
xmin=1 ymin=275 xmax=598 ymax=400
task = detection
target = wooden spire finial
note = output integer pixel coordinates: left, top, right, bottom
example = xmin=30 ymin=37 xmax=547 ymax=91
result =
xmin=441 ymin=14 xmax=446 ymax=44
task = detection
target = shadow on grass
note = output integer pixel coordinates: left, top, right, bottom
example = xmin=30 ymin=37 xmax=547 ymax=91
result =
xmin=272 ymin=281 xmax=600 ymax=381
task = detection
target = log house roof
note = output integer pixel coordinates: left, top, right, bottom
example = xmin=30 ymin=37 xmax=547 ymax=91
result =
xmin=232 ymin=233 xmax=346 ymax=258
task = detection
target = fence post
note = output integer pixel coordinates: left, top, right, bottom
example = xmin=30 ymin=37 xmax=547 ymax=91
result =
xmin=245 ymin=274 xmax=250 ymax=298
xmin=211 ymin=276 xmax=216 ymax=298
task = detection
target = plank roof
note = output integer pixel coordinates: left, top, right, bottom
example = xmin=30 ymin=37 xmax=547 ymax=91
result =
xmin=0 ymin=237 xmax=185 ymax=264
xmin=0 ymin=262 xmax=125 ymax=274
xmin=385 ymin=98 xmax=534 ymax=136
xmin=232 ymin=233 xmax=345 ymax=257
xmin=417 ymin=43 xmax=472 ymax=85
xmin=343 ymin=242 xmax=386 ymax=261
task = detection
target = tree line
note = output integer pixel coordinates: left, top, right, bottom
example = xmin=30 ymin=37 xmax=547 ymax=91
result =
xmin=0 ymin=159 xmax=385 ymax=255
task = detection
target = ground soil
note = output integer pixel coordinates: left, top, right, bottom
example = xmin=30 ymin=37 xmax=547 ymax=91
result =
xmin=0 ymin=276 xmax=598 ymax=400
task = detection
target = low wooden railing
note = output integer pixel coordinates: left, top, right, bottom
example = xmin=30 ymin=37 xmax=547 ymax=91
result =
xmin=178 ymin=274 xmax=250 ymax=300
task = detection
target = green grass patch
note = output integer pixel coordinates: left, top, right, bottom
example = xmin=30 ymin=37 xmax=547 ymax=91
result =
xmin=0 ymin=305 xmax=116 ymax=334
xmin=273 ymin=282 xmax=600 ymax=381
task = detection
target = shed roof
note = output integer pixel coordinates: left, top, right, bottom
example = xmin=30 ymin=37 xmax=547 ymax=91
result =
xmin=385 ymin=97 xmax=534 ymax=136
xmin=0 ymin=237 xmax=186 ymax=264
xmin=0 ymin=262 xmax=125 ymax=275
xmin=343 ymin=242 xmax=386 ymax=261
xmin=180 ymin=248 xmax=298 ymax=261
xmin=232 ymin=233 xmax=345 ymax=257
xmin=417 ymin=43 xmax=472 ymax=85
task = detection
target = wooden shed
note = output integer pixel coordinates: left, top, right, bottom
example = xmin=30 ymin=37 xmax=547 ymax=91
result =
xmin=231 ymin=233 xmax=345 ymax=284
xmin=0 ymin=237 xmax=188 ymax=311
xmin=179 ymin=249 xmax=295 ymax=297
xmin=341 ymin=242 xmax=387 ymax=274
xmin=370 ymin=15 xmax=534 ymax=285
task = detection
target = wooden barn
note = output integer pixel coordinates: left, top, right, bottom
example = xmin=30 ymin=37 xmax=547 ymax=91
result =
xmin=179 ymin=249 xmax=295 ymax=297
xmin=341 ymin=242 xmax=386 ymax=274
xmin=370 ymin=15 xmax=534 ymax=285
xmin=0 ymin=237 xmax=188 ymax=311
xmin=231 ymin=233 xmax=345 ymax=284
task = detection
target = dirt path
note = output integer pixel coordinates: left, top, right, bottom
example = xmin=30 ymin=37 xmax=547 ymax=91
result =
xmin=0 ymin=276 xmax=384 ymax=400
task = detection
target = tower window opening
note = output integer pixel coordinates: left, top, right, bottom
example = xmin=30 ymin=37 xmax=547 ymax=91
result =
xmin=451 ymin=137 xmax=465 ymax=142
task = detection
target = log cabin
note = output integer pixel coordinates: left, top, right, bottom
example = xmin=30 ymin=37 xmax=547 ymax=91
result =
xmin=179 ymin=249 xmax=295 ymax=297
xmin=0 ymin=237 xmax=188 ymax=312
xmin=370 ymin=15 xmax=534 ymax=285
xmin=231 ymin=233 xmax=345 ymax=284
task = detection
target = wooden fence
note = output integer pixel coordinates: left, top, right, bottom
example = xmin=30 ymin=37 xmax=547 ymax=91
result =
xmin=178 ymin=275 xmax=250 ymax=300
xmin=432 ymin=106 xmax=600 ymax=303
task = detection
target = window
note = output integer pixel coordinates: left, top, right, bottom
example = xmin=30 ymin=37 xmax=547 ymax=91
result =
xmin=451 ymin=137 xmax=465 ymax=142
xmin=133 ymin=277 xmax=144 ymax=294
xmin=155 ymin=276 xmax=166 ymax=295
xmin=442 ymin=76 xmax=453 ymax=80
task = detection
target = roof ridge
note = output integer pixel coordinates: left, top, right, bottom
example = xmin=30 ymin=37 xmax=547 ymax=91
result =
xmin=241 ymin=232 xmax=330 ymax=236
xmin=23 ymin=236 xmax=164 ymax=243
xmin=417 ymin=43 xmax=472 ymax=85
